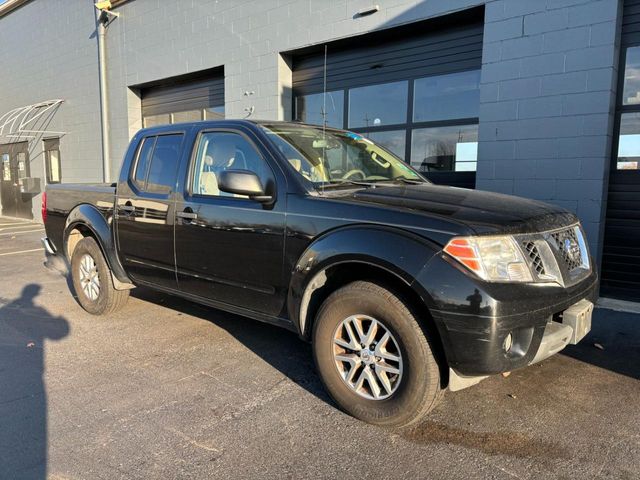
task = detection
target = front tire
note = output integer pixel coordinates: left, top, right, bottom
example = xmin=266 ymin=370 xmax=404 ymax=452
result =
xmin=312 ymin=281 xmax=442 ymax=428
xmin=70 ymin=237 xmax=129 ymax=315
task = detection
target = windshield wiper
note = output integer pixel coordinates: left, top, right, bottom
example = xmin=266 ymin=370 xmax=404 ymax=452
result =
xmin=319 ymin=179 xmax=377 ymax=188
xmin=371 ymin=176 xmax=425 ymax=185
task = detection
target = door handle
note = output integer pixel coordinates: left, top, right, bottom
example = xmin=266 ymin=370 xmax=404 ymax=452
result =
xmin=121 ymin=203 xmax=135 ymax=213
xmin=176 ymin=210 xmax=198 ymax=221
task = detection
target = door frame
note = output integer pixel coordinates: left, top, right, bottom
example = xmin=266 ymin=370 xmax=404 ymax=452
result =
xmin=0 ymin=142 xmax=33 ymax=219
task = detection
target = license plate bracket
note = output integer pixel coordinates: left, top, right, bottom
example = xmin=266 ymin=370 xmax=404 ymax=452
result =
xmin=562 ymin=299 xmax=593 ymax=345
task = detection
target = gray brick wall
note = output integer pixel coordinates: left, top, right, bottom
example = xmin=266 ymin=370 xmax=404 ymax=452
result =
xmin=477 ymin=0 xmax=622 ymax=264
xmin=0 ymin=0 xmax=104 ymax=221
xmin=104 ymin=0 xmax=485 ymax=180
xmin=0 ymin=0 xmax=623 ymax=268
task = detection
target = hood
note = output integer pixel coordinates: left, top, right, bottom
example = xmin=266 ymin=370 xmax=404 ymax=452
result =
xmin=348 ymin=184 xmax=577 ymax=235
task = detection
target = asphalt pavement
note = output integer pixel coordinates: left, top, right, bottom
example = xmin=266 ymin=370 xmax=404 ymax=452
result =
xmin=0 ymin=216 xmax=638 ymax=479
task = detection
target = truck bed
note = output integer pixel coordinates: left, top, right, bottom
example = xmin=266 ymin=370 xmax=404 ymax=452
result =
xmin=44 ymin=183 xmax=116 ymax=254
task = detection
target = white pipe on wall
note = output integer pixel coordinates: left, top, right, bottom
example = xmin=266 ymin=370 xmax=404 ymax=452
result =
xmin=96 ymin=13 xmax=111 ymax=183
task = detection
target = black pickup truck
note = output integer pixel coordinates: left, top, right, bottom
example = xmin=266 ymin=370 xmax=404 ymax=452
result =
xmin=43 ymin=120 xmax=597 ymax=427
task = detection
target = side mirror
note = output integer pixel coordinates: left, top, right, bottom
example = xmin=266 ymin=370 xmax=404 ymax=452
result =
xmin=217 ymin=169 xmax=273 ymax=203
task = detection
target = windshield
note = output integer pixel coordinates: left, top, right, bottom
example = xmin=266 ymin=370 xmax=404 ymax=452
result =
xmin=260 ymin=124 xmax=427 ymax=188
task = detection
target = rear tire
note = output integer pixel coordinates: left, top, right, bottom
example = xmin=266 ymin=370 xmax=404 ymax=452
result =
xmin=70 ymin=237 xmax=129 ymax=315
xmin=312 ymin=281 xmax=442 ymax=428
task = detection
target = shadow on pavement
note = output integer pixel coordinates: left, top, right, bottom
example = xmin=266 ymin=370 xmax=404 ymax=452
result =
xmin=0 ymin=284 xmax=70 ymax=480
xmin=131 ymin=287 xmax=332 ymax=403
xmin=563 ymin=308 xmax=640 ymax=380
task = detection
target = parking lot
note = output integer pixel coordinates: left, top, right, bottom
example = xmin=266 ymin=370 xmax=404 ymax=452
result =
xmin=0 ymin=216 xmax=638 ymax=480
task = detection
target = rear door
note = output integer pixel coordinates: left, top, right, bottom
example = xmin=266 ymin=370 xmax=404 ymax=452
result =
xmin=0 ymin=142 xmax=33 ymax=219
xmin=174 ymin=127 xmax=287 ymax=316
xmin=115 ymin=131 xmax=188 ymax=289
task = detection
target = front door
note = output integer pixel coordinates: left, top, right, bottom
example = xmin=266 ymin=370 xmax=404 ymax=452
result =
xmin=115 ymin=132 xmax=187 ymax=290
xmin=0 ymin=143 xmax=33 ymax=219
xmin=174 ymin=129 xmax=287 ymax=316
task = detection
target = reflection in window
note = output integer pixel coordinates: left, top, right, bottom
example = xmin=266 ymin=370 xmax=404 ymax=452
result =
xmin=349 ymin=81 xmax=408 ymax=128
xmin=134 ymin=137 xmax=156 ymax=188
xmin=2 ymin=154 xmax=9 ymax=181
xmin=623 ymin=47 xmax=640 ymax=105
xmin=364 ymin=130 xmax=406 ymax=160
xmin=410 ymin=125 xmax=478 ymax=173
xmin=413 ymin=70 xmax=480 ymax=122
xmin=146 ymin=134 xmax=184 ymax=194
xmin=17 ymin=153 xmax=27 ymax=178
xmin=617 ymin=112 xmax=640 ymax=170
xmin=295 ymin=91 xmax=344 ymax=128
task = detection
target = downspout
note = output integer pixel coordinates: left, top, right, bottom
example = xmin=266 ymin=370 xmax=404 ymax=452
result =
xmin=96 ymin=11 xmax=111 ymax=183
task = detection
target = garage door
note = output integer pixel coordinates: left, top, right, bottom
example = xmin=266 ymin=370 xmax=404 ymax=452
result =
xmin=601 ymin=0 xmax=640 ymax=301
xmin=290 ymin=8 xmax=483 ymax=189
xmin=140 ymin=68 xmax=224 ymax=127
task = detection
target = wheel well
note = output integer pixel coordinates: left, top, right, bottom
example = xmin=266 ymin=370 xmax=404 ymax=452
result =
xmin=66 ymin=224 xmax=94 ymax=260
xmin=301 ymin=262 xmax=449 ymax=387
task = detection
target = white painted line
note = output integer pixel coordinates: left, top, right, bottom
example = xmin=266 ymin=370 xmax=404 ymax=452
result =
xmin=597 ymin=297 xmax=640 ymax=315
xmin=0 ymin=224 xmax=41 ymax=232
xmin=0 ymin=222 xmax=36 ymax=227
xmin=0 ymin=229 xmax=44 ymax=236
xmin=0 ymin=248 xmax=42 ymax=256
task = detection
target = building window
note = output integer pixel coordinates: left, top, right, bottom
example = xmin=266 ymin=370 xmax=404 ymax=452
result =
xmin=2 ymin=154 xmax=9 ymax=181
xmin=295 ymin=91 xmax=344 ymax=128
xmin=410 ymin=124 xmax=478 ymax=172
xmin=348 ymin=81 xmax=408 ymax=128
xmin=293 ymin=68 xmax=480 ymax=174
xmin=142 ymin=107 xmax=226 ymax=128
xmin=616 ymin=46 xmax=640 ymax=170
xmin=413 ymin=70 xmax=481 ymax=122
xmin=44 ymin=138 xmax=62 ymax=184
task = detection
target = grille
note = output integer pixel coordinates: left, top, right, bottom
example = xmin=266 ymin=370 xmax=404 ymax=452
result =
xmin=522 ymin=241 xmax=546 ymax=276
xmin=550 ymin=227 xmax=583 ymax=271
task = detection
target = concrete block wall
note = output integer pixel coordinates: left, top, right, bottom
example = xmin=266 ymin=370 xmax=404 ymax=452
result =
xmin=0 ymin=0 xmax=104 ymax=221
xmin=0 ymin=0 xmax=623 ymax=256
xmin=477 ymin=0 xmax=622 ymax=264
xmin=105 ymin=0 xmax=485 ymax=180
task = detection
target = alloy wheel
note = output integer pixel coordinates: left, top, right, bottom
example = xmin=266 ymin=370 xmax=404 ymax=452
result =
xmin=332 ymin=314 xmax=403 ymax=400
xmin=79 ymin=253 xmax=100 ymax=301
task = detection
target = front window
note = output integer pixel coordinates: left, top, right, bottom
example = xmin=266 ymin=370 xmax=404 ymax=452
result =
xmin=617 ymin=46 xmax=640 ymax=170
xmin=295 ymin=91 xmax=344 ymax=128
xmin=410 ymin=124 xmax=478 ymax=173
xmin=348 ymin=81 xmax=408 ymax=128
xmin=261 ymin=124 xmax=424 ymax=188
xmin=293 ymin=69 xmax=480 ymax=180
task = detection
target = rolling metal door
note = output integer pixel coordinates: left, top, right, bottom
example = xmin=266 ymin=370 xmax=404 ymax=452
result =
xmin=601 ymin=0 xmax=640 ymax=300
xmin=139 ymin=69 xmax=224 ymax=126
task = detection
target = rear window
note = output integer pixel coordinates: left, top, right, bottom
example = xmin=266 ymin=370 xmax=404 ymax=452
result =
xmin=132 ymin=134 xmax=183 ymax=194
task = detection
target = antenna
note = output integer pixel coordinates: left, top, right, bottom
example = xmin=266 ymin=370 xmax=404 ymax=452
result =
xmin=321 ymin=44 xmax=328 ymax=195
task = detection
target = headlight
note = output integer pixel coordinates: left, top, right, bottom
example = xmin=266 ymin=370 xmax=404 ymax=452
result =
xmin=443 ymin=235 xmax=533 ymax=282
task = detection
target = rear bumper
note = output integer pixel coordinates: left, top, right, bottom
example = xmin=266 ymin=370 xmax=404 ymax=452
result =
xmin=42 ymin=237 xmax=68 ymax=275
xmin=42 ymin=237 xmax=56 ymax=255
xmin=415 ymin=253 xmax=598 ymax=376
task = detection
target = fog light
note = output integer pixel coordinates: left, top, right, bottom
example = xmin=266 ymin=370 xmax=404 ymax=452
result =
xmin=503 ymin=333 xmax=513 ymax=353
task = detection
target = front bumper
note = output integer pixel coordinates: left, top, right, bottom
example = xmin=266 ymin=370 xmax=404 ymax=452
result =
xmin=415 ymin=253 xmax=598 ymax=377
